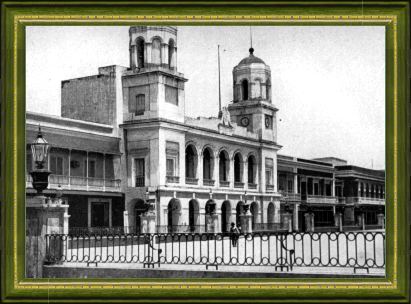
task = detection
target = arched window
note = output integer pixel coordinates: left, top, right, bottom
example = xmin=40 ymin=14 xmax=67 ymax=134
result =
xmin=234 ymin=153 xmax=242 ymax=183
xmin=203 ymin=148 xmax=214 ymax=182
xmin=266 ymin=78 xmax=271 ymax=101
xmin=219 ymin=150 xmax=229 ymax=182
xmin=151 ymin=38 xmax=161 ymax=65
xmin=136 ymin=37 xmax=145 ymax=68
xmin=185 ymin=145 xmax=197 ymax=180
xmin=241 ymin=79 xmax=249 ymax=100
xmin=247 ymin=155 xmax=256 ymax=184
xmin=168 ymin=39 xmax=175 ymax=69
xmin=135 ymin=94 xmax=145 ymax=115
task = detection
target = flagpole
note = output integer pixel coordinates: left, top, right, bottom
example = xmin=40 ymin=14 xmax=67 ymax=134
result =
xmin=218 ymin=44 xmax=222 ymax=118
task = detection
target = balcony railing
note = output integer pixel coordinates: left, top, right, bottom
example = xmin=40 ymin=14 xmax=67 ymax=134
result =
xmin=135 ymin=176 xmax=145 ymax=187
xmin=166 ymin=176 xmax=180 ymax=184
xmin=345 ymin=196 xmax=385 ymax=205
xmin=203 ymin=179 xmax=215 ymax=186
xmin=219 ymin=181 xmax=230 ymax=188
xmin=306 ymin=195 xmax=338 ymax=204
xmin=26 ymin=174 xmax=121 ymax=191
xmin=185 ymin=177 xmax=198 ymax=185
xmin=279 ymin=191 xmax=301 ymax=201
xmin=234 ymin=182 xmax=244 ymax=189
xmin=266 ymin=184 xmax=274 ymax=192
xmin=247 ymin=183 xmax=257 ymax=190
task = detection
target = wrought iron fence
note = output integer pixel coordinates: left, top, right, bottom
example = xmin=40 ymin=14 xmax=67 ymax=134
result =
xmin=45 ymin=231 xmax=385 ymax=272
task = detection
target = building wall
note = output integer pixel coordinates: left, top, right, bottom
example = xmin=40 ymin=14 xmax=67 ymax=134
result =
xmin=61 ymin=66 xmax=127 ymax=127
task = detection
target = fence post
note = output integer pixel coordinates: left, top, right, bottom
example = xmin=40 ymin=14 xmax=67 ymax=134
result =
xmin=26 ymin=195 xmax=69 ymax=278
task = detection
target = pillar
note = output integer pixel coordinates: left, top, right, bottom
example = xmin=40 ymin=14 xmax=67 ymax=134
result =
xmin=293 ymin=173 xmax=298 ymax=194
xmin=213 ymin=155 xmax=219 ymax=184
xmin=240 ymin=206 xmax=253 ymax=233
xmin=304 ymin=213 xmax=314 ymax=232
xmin=123 ymin=211 xmax=129 ymax=233
xmin=243 ymin=160 xmax=248 ymax=189
xmin=283 ymin=213 xmax=293 ymax=232
xmin=293 ymin=204 xmax=299 ymax=231
xmin=26 ymin=196 xmax=69 ymax=278
xmin=197 ymin=154 xmax=203 ymax=185
xmin=377 ymin=213 xmax=385 ymax=229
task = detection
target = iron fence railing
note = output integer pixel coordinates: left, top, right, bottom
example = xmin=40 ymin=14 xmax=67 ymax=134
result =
xmin=46 ymin=231 xmax=385 ymax=272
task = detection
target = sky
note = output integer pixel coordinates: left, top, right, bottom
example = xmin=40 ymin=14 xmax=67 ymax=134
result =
xmin=26 ymin=26 xmax=385 ymax=169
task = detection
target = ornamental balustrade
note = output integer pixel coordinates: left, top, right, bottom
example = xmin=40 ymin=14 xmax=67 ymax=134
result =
xmin=45 ymin=231 xmax=385 ymax=273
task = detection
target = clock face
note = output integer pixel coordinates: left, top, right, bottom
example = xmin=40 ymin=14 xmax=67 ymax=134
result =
xmin=265 ymin=117 xmax=271 ymax=128
xmin=241 ymin=117 xmax=249 ymax=127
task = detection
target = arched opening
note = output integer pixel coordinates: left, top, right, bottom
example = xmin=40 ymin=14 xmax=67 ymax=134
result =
xmin=241 ymin=79 xmax=249 ymax=101
xmin=168 ymin=39 xmax=175 ymax=69
xmin=133 ymin=199 xmax=147 ymax=234
xmin=188 ymin=199 xmax=199 ymax=232
xmin=250 ymin=202 xmax=259 ymax=230
xmin=151 ymin=37 xmax=161 ymax=65
xmin=202 ymin=147 xmax=214 ymax=182
xmin=266 ymin=78 xmax=271 ymax=101
xmin=267 ymin=203 xmax=275 ymax=226
xmin=136 ymin=37 xmax=145 ymax=68
xmin=185 ymin=145 xmax=197 ymax=181
xmin=221 ymin=201 xmax=232 ymax=233
xmin=236 ymin=201 xmax=245 ymax=229
xmin=205 ymin=199 xmax=216 ymax=232
xmin=247 ymin=155 xmax=257 ymax=185
xmin=167 ymin=199 xmax=181 ymax=233
xmin=234 ymin=153 xmax=243 ymax=183
xmin=219 ymin=150 xmax=229 ymax=183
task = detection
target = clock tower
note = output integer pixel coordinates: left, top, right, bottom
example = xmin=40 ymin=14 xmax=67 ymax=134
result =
xmin=227 ymin=47 xmax=278 ymax=143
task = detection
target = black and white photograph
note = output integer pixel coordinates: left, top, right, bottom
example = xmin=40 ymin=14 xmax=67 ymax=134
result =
xmin=25 ymin=25 xmax=386 ymax=279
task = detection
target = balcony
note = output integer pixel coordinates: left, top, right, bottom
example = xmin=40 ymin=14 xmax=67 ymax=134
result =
xmin=185 ymin=177 xmax=198 ymax=185
xmin=266 ymin=184 xmax=274 ymax=192
xmin=203 ymin=179 xmax=215 ymax=186
xmin=166 ymin=176 xmax=180 ymax=184
xmin=247 ymin=183 xmax=257 ymax=190
xmin=306 ymin=195 xmax=338 ymax=205
xmin=345 ymin=196 xmax=385 ymax=206
xmin=279 ymin=191 xmax=301 ymax=202
xmin=234 ymin=182 xmax=244 ymax=189
xmin=26 ymin=174 xmax=121 ymax=192
xmin=135 ymin=176 xmax=145 ymax=187
xmin=219 ymin=181 xmax=230 ymax=188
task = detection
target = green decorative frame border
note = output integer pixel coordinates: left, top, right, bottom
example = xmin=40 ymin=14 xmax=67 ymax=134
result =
xmin=1 ymin=1 xmax=409 ymax=303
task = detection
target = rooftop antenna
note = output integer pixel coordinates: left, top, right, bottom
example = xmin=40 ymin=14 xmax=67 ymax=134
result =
xmin=249 ymin=26 xmax=254 ymax=55
xmin=218 ymin=44 xmax=222 ymax=119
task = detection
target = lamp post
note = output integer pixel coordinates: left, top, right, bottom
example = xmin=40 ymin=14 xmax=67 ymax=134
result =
xmin=30 ymin=125 xmax=51 ymax=194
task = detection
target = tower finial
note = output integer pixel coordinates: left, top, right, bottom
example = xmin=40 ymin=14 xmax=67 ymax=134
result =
xmin=249 ymin=26 xmax=254 ymax=55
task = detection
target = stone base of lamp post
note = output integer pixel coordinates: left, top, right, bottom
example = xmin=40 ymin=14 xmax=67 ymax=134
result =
xmin=26 ymin=195 xmax=69 ymax=278
xmin=304 ymin=212 xmax=315 ymax=232
xmin=140 ymin=211 xmax=156 ymax=234
xmin=205 ymin=214 xmax=219 ymax=233
xmin=240 ymin=212 xmax=253 ymax=234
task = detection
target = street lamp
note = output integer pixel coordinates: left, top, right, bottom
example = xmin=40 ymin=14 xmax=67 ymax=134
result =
xmin=30 ymin=125 xmax=51 ymax=194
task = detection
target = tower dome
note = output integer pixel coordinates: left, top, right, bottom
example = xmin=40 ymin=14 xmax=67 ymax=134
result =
xmin=238 ymin=48 xmax=266 ymax=65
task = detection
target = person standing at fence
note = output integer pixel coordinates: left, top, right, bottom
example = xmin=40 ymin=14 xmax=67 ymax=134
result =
xmin=230 ymin=222 xmax=240 ymax=247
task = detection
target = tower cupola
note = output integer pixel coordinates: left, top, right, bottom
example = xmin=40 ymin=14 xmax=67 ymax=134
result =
xmin=232 ymin=47 xmax=271 ymax=103
xmin=129 ymin=26 xmax=178 ymax=71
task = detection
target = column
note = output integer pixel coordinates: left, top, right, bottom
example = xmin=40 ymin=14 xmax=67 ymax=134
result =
xmin=103 ymin=153 xmax=106 ymax=191
xmin=331 ymin=178 xmax=335 ymax=196
xmin=131 ymin=45 xmax=137 ymax=68
xmin=197 ymin=153 xmax=203 ymax=185
xmin=293 ymin=204 xmax=299 ymax=231
xmin=123 ymin=211 xmax=129 ymax=233
xmin=68 ymin=149 xmax=72 ymax=189
xmin=86 ymin=151 xmax=89 ymax=190
xmin=243 ymin=160 xmax=248 ymax=189
xmin=228 ymin=157 xmax=234 ymax=187
xmin=108 ymin=200 xmax=112 ymax=228
xmin=294 ymin=173 xmax=298 ymax=194
xmin=213 ymin=155 xmax=219 ymax=186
